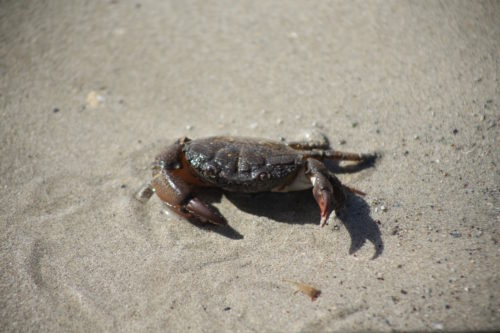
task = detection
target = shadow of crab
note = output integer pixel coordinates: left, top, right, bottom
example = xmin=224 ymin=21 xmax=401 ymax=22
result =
xmin=133 ymin=147 xmax=383 ymax=256
xmin=183 ymin=158 xmax=383 ymax=257
xmin=336 ymin=194 xmax=384 ymax=259
xmin=225 ymin=190 xmax=383 ymax=259
xmin=224 ymin=191 xmax=318 ymax=225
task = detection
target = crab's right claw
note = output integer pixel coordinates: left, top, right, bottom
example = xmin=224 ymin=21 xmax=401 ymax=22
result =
xmin=186 ymin=197 xmax=227 ymax=225
xmin=153 ymin=172 xmax=226 ymax=226
xmin=152 ymin=142 xmax=226 ymax=226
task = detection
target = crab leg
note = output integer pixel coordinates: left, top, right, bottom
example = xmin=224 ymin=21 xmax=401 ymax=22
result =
xmin=310 ymin=149 xmax=377 ymax=162
xmin=305 ymin=158 xmax=346 ymax=227
xmin=152 ymin=143 xmax=226 ymax=225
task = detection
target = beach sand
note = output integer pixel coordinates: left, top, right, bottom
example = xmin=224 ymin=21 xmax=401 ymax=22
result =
xmin=1 ymin=1 xmax=498 ymax=331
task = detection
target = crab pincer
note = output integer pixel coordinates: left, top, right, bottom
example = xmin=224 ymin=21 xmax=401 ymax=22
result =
xmin=151 ymin=138 xmax=227 ymax=225
xmin=305 ymin=158 xmax=335 ymax=227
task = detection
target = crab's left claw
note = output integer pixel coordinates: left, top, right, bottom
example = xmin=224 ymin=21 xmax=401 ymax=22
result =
xmin=314 ymin=188 xmax=331 ymax=227
xmin=306 ymin=158 xmax=346 ymax=227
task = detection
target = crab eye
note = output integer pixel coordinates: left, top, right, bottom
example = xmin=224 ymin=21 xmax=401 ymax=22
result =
xmin=258 ymin=172 xmax=270 ymax=181
xmin=205 ymin=165 xmax=218 ymax=177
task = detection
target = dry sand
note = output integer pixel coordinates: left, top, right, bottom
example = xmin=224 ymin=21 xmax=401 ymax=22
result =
xmin=1 ymin=1 xmax=499 ymax=331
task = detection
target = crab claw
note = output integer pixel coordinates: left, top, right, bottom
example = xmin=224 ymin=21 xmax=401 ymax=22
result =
xmin=313 ymin=189 xmax=332 ymax=227
xmin=152 ymin=141 xmax=226 ymax=226
xmin=186 ymin=197 xmax=227 ymax=225
xmin=306 ymin=158 xmax=335 ymax=227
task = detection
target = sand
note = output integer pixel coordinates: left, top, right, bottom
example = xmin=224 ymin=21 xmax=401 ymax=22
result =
xmin=1 ymin=0 xmax=499 ymax=331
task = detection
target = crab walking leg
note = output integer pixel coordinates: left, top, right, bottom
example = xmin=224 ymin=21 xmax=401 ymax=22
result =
xmin=306 ymin=158 xmax=346 ymax=227
xmin=310 ymin=149 xmax=377 ymax=162
xmin=134 ymin=181 xmax=155 ymax=203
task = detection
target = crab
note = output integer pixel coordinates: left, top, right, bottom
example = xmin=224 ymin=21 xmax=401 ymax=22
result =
xmin=137 ymin=135 xmax=376 ymax=227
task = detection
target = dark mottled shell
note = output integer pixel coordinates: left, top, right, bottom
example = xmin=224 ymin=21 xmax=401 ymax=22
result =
xmin=183 ymin=136 xmax=304 ymax=192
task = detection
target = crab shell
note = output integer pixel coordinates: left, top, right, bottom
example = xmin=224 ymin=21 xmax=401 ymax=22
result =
xmin=183 ymin=136 xmax=312 ymax=193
